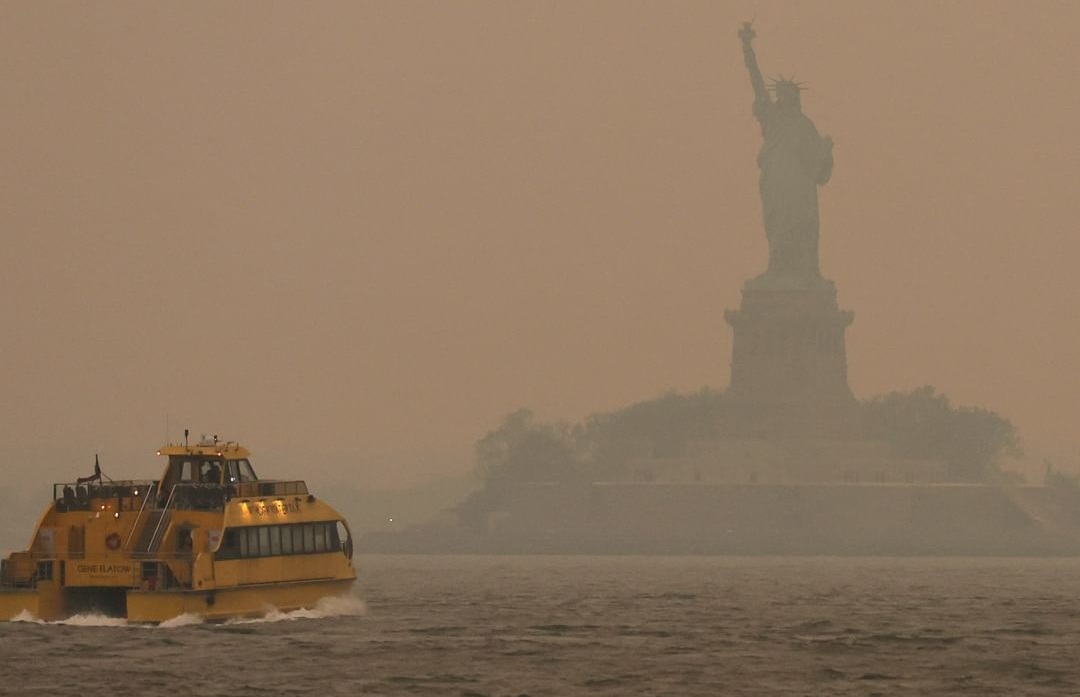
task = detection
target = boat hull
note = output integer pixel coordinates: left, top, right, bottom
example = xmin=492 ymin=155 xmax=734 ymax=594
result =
xmin=127 ymin=577 xmax=357 ymax=623
xmin=0 ymin=580 xmax=65 ymax=621
xmin=1 ymin=577 xmax=355 ymax=623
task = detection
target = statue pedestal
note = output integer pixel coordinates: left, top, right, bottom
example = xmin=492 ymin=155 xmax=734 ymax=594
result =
xmin=724 ymin=274 xmax=855 ymax=436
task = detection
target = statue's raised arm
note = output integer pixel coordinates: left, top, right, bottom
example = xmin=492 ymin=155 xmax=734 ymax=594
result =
xmin=738 ymin=23 xmax=770 ymax=108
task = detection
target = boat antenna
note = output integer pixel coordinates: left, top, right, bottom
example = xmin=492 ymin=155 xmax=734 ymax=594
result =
xmin=184 ymin=428 xmax=189 ymax=447
xmin=95 ymin=453 xmax=115 ymax=484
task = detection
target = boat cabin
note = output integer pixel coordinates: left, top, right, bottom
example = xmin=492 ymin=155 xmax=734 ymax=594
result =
xmin=158 ymin=441 xmax=258 ymax=491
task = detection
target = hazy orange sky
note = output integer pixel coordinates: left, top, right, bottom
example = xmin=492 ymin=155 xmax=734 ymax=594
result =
xmin=2 ymin=1 xmax=1079 ymax=489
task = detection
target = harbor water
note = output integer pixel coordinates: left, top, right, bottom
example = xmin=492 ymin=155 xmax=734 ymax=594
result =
xmin=2 ymin=555 xmax=1079 ymax=696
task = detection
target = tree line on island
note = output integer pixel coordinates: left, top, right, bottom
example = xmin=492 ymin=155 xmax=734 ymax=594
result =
xmin=474 ymin=386 xmax=1021 ymax=487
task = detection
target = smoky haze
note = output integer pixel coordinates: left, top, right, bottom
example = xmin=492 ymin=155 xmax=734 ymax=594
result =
xmin=2 ymin=0 xmax=1079 ymax=509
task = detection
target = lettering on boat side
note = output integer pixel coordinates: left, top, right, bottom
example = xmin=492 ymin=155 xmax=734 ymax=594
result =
xmin=75 ymin=564 xmax=132 ymax=574
xmin=249 ymin=501 xmax=302 ymax=516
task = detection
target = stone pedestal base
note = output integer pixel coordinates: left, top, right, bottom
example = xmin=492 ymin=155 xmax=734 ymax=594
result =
xmin=724 ymin=275 xmax=854 ymax=435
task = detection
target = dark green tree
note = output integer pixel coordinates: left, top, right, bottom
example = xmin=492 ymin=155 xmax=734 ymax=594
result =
xmin=475 ymin=409 xmax=579 ymax=484
xmin=580 ymin=388 xmax=726 ymax=460
xmin=860 ymin=386 xmax=1020 ymax=481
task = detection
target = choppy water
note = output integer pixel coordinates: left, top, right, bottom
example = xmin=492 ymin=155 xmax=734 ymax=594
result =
xmin=2 ymin=555 xmax=1080 ymax=696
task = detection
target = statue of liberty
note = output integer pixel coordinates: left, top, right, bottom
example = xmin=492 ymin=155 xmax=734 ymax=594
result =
xmin=739 ymin=23 xmax=834 ymax=283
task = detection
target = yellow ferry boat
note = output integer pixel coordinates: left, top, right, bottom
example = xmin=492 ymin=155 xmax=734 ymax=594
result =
xmin=0 ymin=437 xmax=356 ymax=622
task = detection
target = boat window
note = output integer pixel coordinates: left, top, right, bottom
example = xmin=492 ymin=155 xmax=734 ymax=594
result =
xmin=217 ymin=523 xmax=345 ymax=559
xmin=225 ymin=461 xmax=240 ymax=484
xmin=257 ymin=527 xmax=271 ymax=556
xmin=219 ymin=529 xmax=240 ymax=560
xmin=179 ymin=460 xmax=196 ymax=482
xmin=331 ymin=522 xmax=345 ymax=553
xmin=281 ymin=525 xmax=293 ymax=555
xmin=199 ymin=460 xmax=223 ymax=484
xmin=237 ymin=459 xmax=257 ymax=482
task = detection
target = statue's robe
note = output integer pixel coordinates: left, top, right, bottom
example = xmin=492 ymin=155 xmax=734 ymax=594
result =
xmin=754 ymin=98 xmax=833 ymax=280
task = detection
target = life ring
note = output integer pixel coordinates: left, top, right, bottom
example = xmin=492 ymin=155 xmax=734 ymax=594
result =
xmin=105 ymin=533 xmax=122 ymax=551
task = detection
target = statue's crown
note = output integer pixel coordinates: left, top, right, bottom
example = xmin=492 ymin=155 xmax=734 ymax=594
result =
xmin=767 ymin=75 xmax=805 ymax=92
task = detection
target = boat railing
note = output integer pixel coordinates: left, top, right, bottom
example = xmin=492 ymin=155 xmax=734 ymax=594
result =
xmin=131 ymin=483 xmax=222 ymax=559
xmin=229 ymin=480 xmax=309 ymax=498
xmin=16 ymin=549 xmax=184 ymax=560
xmin=131 ymin=550 xmax=193 ymax=562
xmin=171 ymin=483 xmax=227 ymax=512
xmin=47 ymin=479 xmax=309 ymax=508
xmin=144 ymin=485 xmax=178 ymax=554
xmin=124 ymin=481 xmax=160 ymax=551
xmin=0 ymin=559 xmax=20 ymax=588
xmin=13 ymin=550 xmax=198 ymax=564
xmin=51 ymin=480 xmax=157 ymax=513
xmin=128 ymin=480 xmax=309 ymax=510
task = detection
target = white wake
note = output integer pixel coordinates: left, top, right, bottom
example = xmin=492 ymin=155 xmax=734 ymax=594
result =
xmin=11 ymin=611 xmax=129 ymax=627
xmin=8 ymin=594 xmax=365 ymax=628
xmin=222 ymin=594 xmax=367 ymax=625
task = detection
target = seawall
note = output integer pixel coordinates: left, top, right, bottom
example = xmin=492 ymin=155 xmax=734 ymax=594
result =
xmin=359 ymin=483 xmax=1080 ymax=556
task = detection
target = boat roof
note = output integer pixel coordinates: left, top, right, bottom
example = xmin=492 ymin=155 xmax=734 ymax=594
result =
xmin=157 ymin=442 xmax=252 ymax=460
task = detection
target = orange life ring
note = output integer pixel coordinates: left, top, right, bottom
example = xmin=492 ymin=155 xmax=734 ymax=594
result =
xmin=105 ymin=532 xmax=122 ymax=551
